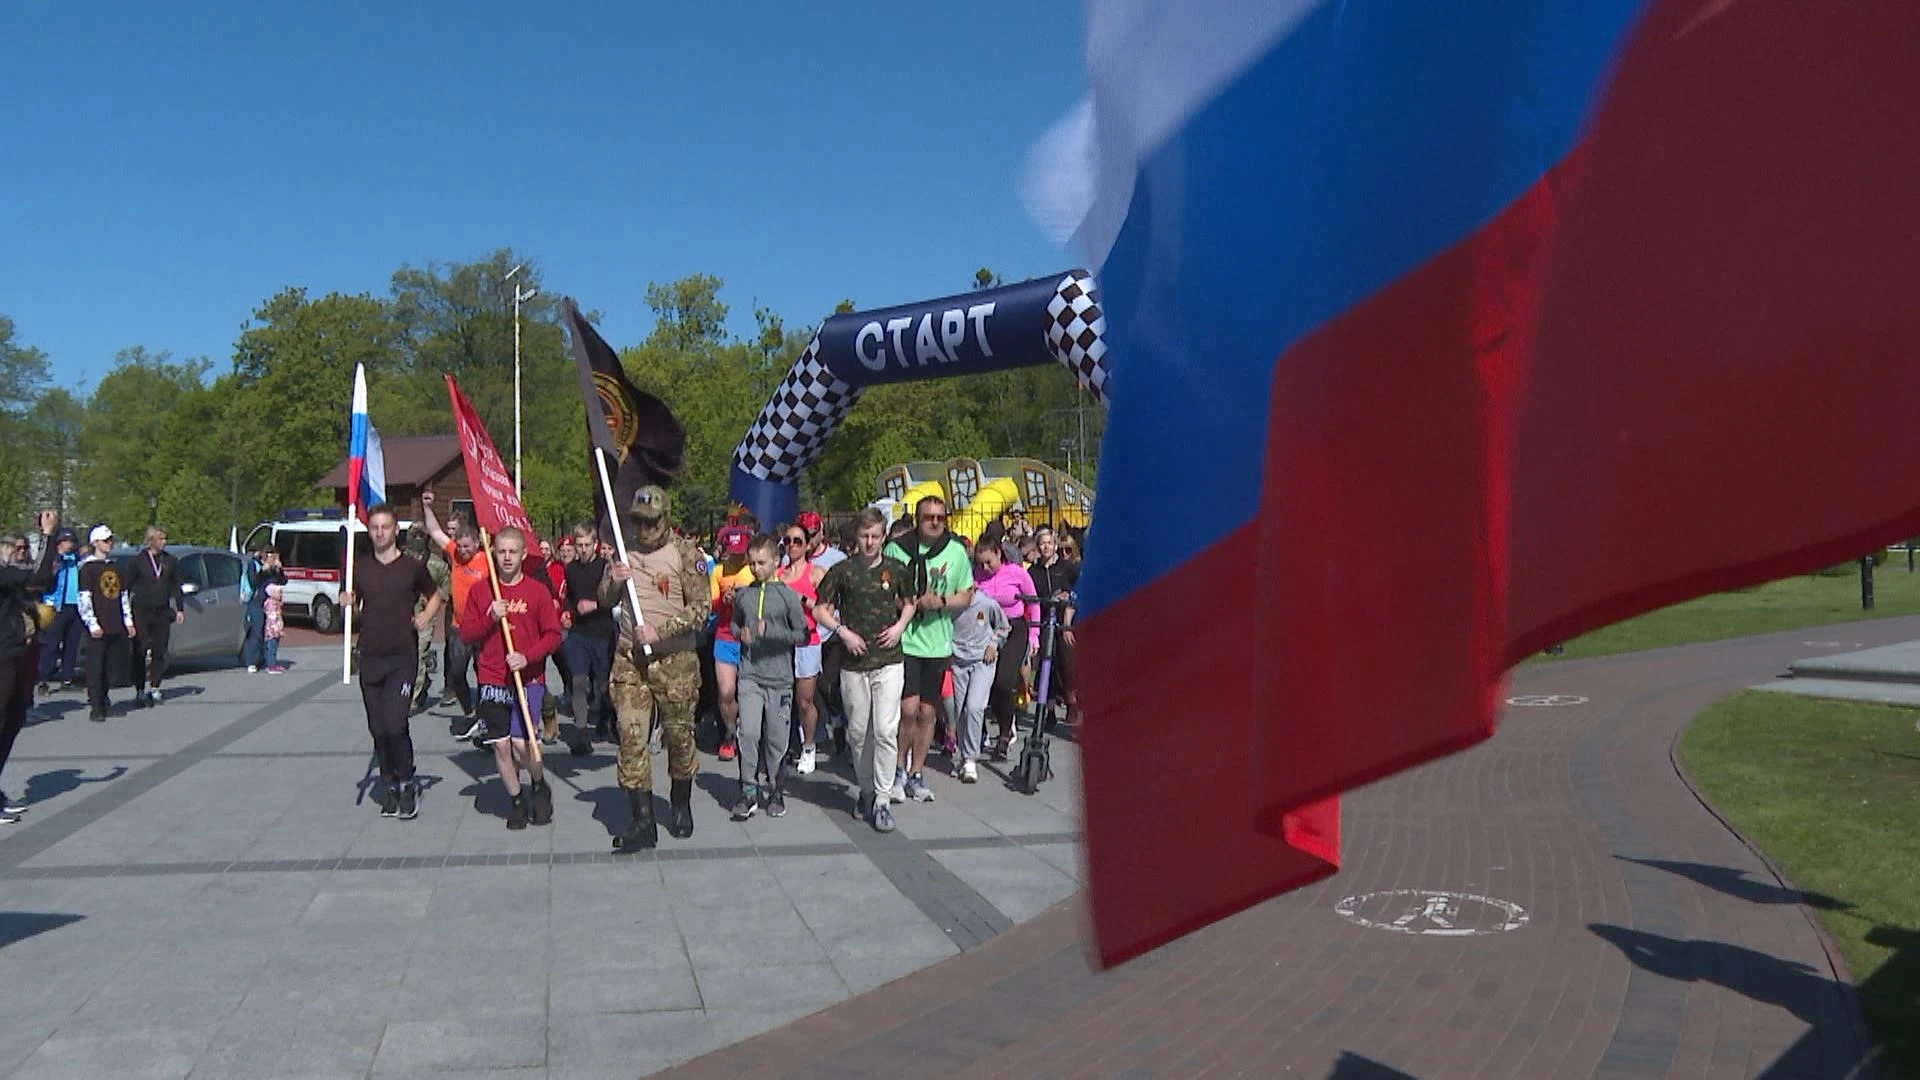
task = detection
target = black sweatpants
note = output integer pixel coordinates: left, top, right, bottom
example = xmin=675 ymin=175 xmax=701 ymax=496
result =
xmin=132 ymin=607 xmax=174 ymax=691
xmin=989 ymin=617 xmax=1030 ymax=742
xmin=359 ymin=652 xmax=417 ymax=784
xmin=0 ymin=652 xmax=30 ymax=785
xmin=85 ymin=633 xmax=128 ymax=710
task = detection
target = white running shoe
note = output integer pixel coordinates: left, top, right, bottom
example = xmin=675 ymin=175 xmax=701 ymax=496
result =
xmin=960 ymin=760 xmax=978 ymax=784
xmin=797 ymin=746 xmax=817 ymax=775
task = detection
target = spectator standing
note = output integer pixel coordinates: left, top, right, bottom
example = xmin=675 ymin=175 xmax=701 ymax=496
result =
xmin=125 ymin=525 xmax=185 ymax=708
xmin=36 ymin=527 xmax=81 ymax=693
xmin=0 ymin=512 xmax=60 ymax=823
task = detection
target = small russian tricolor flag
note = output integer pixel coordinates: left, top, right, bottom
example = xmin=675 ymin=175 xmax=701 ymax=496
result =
xmin=347 ymin=363 xmax=386 ymax=522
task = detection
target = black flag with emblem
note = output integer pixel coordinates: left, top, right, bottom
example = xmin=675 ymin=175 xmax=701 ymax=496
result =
xmin=565 ymin=299 xmax=686 ymax=538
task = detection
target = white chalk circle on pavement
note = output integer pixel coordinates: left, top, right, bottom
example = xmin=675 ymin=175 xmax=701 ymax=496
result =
xmin=1506 ymin=693 xmax=1588 ymax=707
xmin=1335 ymin=890 xmax=1531 ymax=937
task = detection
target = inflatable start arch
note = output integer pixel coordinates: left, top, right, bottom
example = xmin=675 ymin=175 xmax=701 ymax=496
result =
xmin=729 ymin=270 xmax=1112 ymax=526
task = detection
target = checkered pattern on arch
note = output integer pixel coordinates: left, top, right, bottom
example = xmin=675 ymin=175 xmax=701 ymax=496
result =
xmin=733 ymin=336 xmax=863 ymax=483
xmin=1045 ymin=272 xmax=1111 ymax=405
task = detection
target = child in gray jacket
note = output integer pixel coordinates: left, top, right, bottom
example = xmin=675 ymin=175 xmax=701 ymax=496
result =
xmin=948 ymin=585 xmax=1010 ymax=784
xmin=731 ymin=534 xmax=810 ymax=819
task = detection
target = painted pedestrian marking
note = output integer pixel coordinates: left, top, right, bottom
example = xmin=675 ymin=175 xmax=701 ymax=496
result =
xmin=1335 ymin=889 xmax=1530 ymax=936
xmin=1506 ymin=693 xmax=1588 ymax=707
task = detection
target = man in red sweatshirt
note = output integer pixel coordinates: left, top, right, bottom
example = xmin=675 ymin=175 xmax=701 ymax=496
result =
xmin=460 ymin=527 xmax=563 ymax=830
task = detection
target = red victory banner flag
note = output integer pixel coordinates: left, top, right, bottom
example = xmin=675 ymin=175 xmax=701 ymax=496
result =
xmin=446 ymin=374 xmax=534 ymax=537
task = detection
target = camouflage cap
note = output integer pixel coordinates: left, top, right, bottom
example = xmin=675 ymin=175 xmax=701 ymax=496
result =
xmin=629 ymin=485 xmax=670 ymax=521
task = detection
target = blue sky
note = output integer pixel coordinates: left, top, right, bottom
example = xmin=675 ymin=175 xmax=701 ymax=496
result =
xmin=1 ymin=2 xmax=1088 ymax=390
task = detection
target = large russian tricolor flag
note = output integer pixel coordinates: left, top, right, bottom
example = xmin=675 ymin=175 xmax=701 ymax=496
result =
xmin=1040 ymin=0 xmax=1920 ymax=966
xmin=347 ymin=363 xmax=387 ymax=522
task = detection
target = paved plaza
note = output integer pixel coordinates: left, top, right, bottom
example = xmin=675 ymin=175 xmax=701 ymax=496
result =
xmin=0 ymin=646 xmax=1083 ymax=1078
xmin=2 ymin=616 xmax=1908 ymax=1078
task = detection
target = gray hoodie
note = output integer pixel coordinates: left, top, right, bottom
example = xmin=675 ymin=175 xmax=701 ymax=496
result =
xmin=950 ymin=589 xmax=1010 ymax=664
xmin=730 ymin=578 xmax=809 ymax=687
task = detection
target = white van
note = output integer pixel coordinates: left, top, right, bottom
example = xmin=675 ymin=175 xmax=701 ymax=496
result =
xmin=241 ymin=512 xmax=416 ymax=633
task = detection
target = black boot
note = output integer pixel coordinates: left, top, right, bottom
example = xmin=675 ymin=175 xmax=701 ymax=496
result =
xmin=528 ymin=779 xmax=554 ymax=826
xmin=506 ymin=791 xmax=529 ymax=830
xmin=569 ymin=723 xmax=592 ymax=757
xmin=668 ymin=778 xmax=694 ymax=839
xmin=612 ymin=788 xmax=657 ymax=853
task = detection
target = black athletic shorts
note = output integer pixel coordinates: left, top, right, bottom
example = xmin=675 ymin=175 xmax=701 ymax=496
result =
xmin=900 ymin=654 xmax=950 ymax=703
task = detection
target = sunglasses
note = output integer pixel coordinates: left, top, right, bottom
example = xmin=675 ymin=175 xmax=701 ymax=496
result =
xmin=919 ymin=514 xmax=947 ymax=523
xmin=783 ymin=536 xmax=807 ymax=546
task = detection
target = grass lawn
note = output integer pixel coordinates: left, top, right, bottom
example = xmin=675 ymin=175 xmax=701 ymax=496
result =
xmin=1537 ymin=562 xmax=1920 ymax=662
xmin=1679 ymin=691 xmax=1920 ymax=1077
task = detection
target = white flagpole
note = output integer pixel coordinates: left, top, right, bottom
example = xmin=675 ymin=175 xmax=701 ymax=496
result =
xmin=594 ymin=447 xmax=652 ymax=658
xmin=342 ymin=512 xmax=356 ymax=684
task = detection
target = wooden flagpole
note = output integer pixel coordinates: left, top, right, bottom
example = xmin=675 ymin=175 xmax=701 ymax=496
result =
xmin=479 ymin=529 xmax=541 ymax=764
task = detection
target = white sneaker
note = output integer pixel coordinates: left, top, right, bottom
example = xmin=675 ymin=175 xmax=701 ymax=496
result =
xmin=889 ymin=768 xmax=906 ymax=803
xmin=247 ymin=666 xmax=258 ymax=674
xmin=960 ymin=760 xmax=978 ymax=784
xmin=797 ymin=746 xmax=817 ymax=775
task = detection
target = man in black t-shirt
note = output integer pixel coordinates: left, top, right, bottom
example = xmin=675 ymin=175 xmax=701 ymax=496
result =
xmin=561 ymin=521 xmax=615 ymax=756
xmin=76 ymin=525 xmax=132 ymax=722
xmin=339 ymin=504 xmax=444 ymax=820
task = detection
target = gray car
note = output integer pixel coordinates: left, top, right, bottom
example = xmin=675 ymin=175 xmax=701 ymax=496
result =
xmin=108 ymin=544 xmax=250 ymax=662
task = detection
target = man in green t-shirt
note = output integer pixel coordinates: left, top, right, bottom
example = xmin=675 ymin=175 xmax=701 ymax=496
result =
xmin=882 ymin=495 xmax=973 ymax=804
xmin=816 ymin=507 xmax=917 ymax=832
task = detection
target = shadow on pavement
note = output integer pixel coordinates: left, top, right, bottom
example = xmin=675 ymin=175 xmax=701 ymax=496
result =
xmin=24 ymin=766 xmax=128 ymax=806
xmin=1326 ymin=1052 xmax=1417 ymax=1079
xmin=1620 ymin=856 xmax=1855 ymax=911
xmin=1588 ymin=922 xmax=1876 ymax=1079
xmin=0 ymin=912 xmax=83 ymax=950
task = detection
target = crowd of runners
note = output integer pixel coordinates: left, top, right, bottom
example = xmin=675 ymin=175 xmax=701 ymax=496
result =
xmin=339 ymin=486 xmax=1086 ymax=849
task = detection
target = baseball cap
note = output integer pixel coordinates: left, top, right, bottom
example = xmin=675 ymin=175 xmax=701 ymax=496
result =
xmin=629 ymin=485 xmax=670 ymax=521
xmin=52 ymin=527 xmax=75 ymax=544
xmin=795 ymin=511 xmax=823 ymax=534
xmin=718 ymin=526 xmax=751 ymax=556
xmin=88 ymin=525 xmax=114 ymax=544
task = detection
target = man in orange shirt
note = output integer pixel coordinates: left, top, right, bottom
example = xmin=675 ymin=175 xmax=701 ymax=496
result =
xmin=421 ymin=490 xmax=490 ymax=740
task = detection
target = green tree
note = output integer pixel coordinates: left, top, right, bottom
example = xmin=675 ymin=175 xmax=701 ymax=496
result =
xmin=156 ymin=468 xmax=228 ymax=545
xmin=0 ymin=316 xmax=52 ymax=519
xmin=23 ymin=387 xmax=86 ymax=518
xmin=76 ymin=348 xmax=217 ymax=532
xmin=226 ymin=289 xmax=402 ymax=522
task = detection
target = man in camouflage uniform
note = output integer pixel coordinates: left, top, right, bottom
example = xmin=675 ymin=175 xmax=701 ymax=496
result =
xmin=603 ymin=486 xmax=710 ymax=851
xmin=409 ymin=531 xmax=452 ymax=714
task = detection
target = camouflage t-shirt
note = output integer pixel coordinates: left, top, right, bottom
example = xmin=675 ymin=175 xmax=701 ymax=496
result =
xmin=816 ymin=554 xmax=913 ymax=672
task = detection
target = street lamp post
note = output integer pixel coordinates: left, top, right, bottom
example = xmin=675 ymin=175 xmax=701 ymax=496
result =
xmin=506 ymin=264 xmax=538 ymax=496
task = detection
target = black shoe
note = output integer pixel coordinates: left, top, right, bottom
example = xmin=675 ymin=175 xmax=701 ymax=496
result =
xmin=506 ymin=792 xmax=529 ymax=830
xmin=397 ymin=782 xmax=418 ymax=820
xmin=410 ymin=693 xmax=430 ymax=716
xmin=89 ymin=706 xmax=106 ymax=723
xmin=528 ymin=779 xmax=554 ymax=827
xmin=729 ymin=793 xmax=758 ymax=822
xmin=668 ymin=778 xmax=694 ymax=839
xmin=832 ymin=726 xmax=848 ymax=757
xmin=612 ymin=788 xmax=658 ymax=853
xmin=766 ymin=790 xmax=787 ymax=818
xmin=379 ymin=786 xmax=400 ymax=817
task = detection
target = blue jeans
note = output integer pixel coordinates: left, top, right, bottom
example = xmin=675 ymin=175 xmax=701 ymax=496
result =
xmin=37 ymin=605 xmax=83 ymax=684
xmin=263 ymin=635 xmax=280 ymax=669
xmin=241 ymin=604 xmax=266 ymax=667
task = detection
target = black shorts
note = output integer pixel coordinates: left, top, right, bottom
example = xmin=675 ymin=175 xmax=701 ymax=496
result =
xmin=900 ymin=654 xmax=950 ymax=703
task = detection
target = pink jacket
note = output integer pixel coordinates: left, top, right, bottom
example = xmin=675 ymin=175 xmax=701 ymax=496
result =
xmin=973 ymin=562 xmax=1040 ymax=650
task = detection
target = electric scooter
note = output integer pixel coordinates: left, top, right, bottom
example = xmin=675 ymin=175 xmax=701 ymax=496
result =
xmin=1012 ymin=593 xmax=1071 ymax=794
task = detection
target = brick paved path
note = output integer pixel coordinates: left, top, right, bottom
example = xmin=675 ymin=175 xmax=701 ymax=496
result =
xmin=665 ymin=619 xmax=1910 ymax=1079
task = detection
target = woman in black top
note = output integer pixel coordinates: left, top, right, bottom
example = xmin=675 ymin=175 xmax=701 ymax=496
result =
xmin=0 ymin=512 xmax=62 ymax=822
